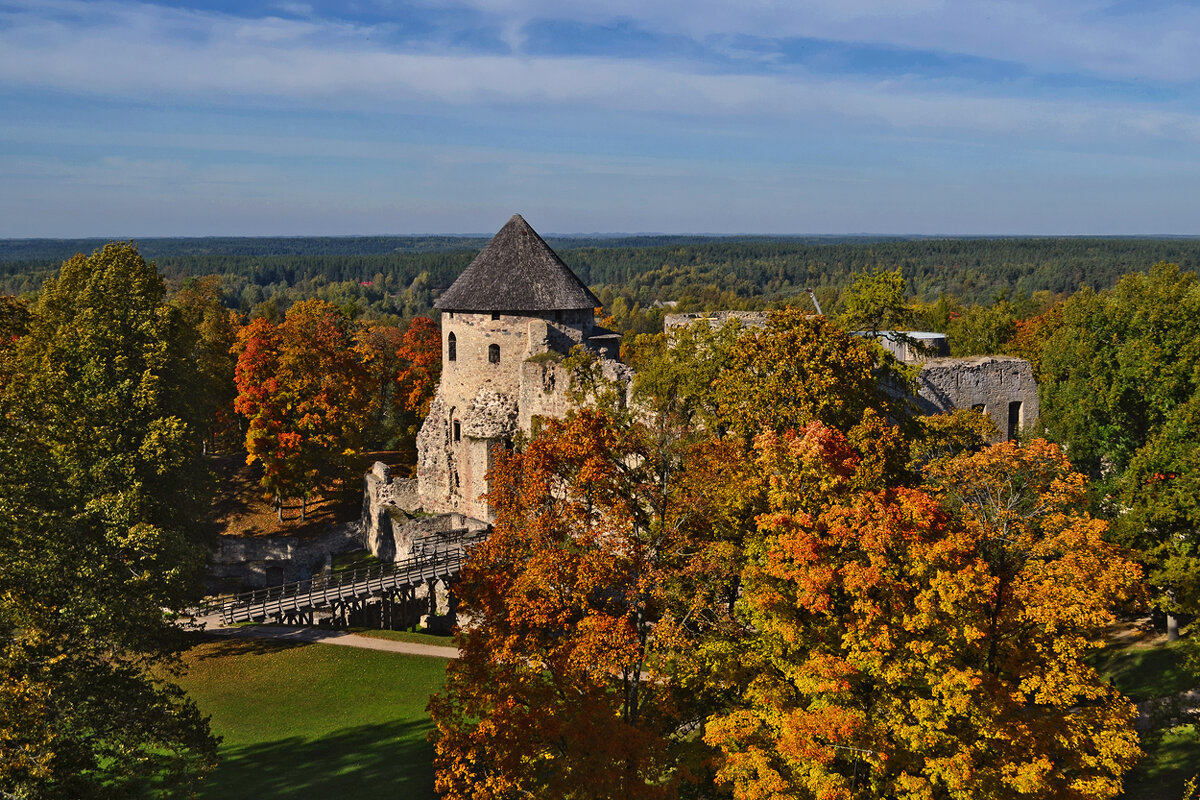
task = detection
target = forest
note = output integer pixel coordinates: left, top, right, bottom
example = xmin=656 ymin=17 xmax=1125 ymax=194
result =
xmin=3 ymin=238 xmax=1200 ymax=799
xmin=5 ymin=235 xmax=1200 ymax=329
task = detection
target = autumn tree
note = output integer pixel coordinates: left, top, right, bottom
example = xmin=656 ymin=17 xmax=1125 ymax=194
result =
xmin=172 ymin=275 xmax=241 ymax=453
xmin=706 ymin=434 xmax=1141 ymax=800
xmin=430 ymin=410 xmax=727 ymax=800
xmin=233 ymin=299 xmax=372 ymax=519
xmin=1005 ymin=300 xmax=1064 ymax=378
xmin=712 ymin=307 xmax=916 ymax=486
xmin=353 ymin=319 xmax=406 ymax=448
xmin=0 ymin=243 xmax=217 ymax=798
xmin=945 ymin=301 xmax=1017 ymax=356
xmin=1038 ymin=264 xmax=1200 ymax=630
xmin=395 ymin=315 xmax=442 ymax=420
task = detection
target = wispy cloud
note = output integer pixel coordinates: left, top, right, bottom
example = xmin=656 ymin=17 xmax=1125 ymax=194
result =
xmin=1 ymin=0 xmax=1197 ymax=147
xmin=2 ymin=0 xmax=1198 ymax=235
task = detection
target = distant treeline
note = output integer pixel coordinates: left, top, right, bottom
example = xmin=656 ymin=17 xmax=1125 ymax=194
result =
xmin=4 ymin=235 xmax=1200 ymax=320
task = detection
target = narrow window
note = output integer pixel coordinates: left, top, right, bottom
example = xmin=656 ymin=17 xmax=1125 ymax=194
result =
xmin=971 ymin=403 xmax=985 ymax=414
xmin=453 ymin=420 xmax=461 ymax=442
xmin=488 ymin=343 xmax=500 ymax=364
xmin=447 ymin=332 xmax=456 ymax=362
xmin=492 ymin=312 xmax=501 ymax=321
xmin=1008 ymin=401 xmax=1022 ymax=441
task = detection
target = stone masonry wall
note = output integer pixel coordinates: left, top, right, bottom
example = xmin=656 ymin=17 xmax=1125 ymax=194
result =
xmin=207 ymin=523 xmax=362 ymax=593
xmin=917 ymin=356 xmax=1039 ymax=440
xmin=419 ymin=309 xmax=619 ymax=520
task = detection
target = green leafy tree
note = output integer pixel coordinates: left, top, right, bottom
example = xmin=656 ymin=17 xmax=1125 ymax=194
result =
xmin=945 ymin=301 xmax=1017 ymax=356
xmin=1114 ymin=396 xmax=1200 ymax=637
xmin=837 ymin=267 xmax=913 ymax=335
xmin=0 ymin=243 xmax=218 ymax=798
xmin=1040 ymin=263 xmax=1200 ymax=490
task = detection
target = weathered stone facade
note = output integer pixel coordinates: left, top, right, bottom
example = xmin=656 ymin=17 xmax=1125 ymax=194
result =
xmin=412 ymin=309 xmax=627 ymax=519
xmin=916 ymin=356 xmax=1039 ymax=440
xmin=206 ymin=524 xmax=362 ymax=593
xmin=383 ymin=220 xmax=1040 ymax=545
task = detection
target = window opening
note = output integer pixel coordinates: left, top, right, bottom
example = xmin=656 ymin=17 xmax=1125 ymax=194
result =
xmin=1007 ymin=401 xmax=1022 ymax=441
xmin=488 ymin=343 xmax=500 ymax=364
xmin=492 ymin=312 xmax=501 ymax=321
xmin=453 ymin=420 xmax=461 ymax=442
xmin=447 ymin=332 xmax=456 ymax=362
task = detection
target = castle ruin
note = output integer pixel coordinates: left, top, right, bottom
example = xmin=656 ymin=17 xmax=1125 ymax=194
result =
xmin=365 ymin=216 xmax=1040 ymax=556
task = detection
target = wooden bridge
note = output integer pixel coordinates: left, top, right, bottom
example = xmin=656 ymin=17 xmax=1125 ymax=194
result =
xmin=218 ymin=528 xmax=486 ymax=626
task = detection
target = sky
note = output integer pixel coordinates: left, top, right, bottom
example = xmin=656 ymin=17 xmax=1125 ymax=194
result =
xmin=2 ymin=0 xmax=1199 ymax=237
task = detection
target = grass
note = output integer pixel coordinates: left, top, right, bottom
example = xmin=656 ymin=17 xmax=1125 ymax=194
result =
xmin=178 ymin=637 xmax=449 ymax=800
xmin=1089 ymin=630 xmax=1200 ymax=799
xmin=1124 ymin=725 xmax=1198 ymax=800
xmin=346 ymin=628 xmax=457 ymax=647
xmin=1093 ymin=639 xmax=1192 ymax=702
xmin=331 ymin=549 xmax=382 ymax=572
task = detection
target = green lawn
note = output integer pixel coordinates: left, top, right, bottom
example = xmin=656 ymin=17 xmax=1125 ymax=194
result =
xmin=179 ymin=637 xmax=449 ymax=800
xmin=347 ymin=627 xmax=458 ymax=647
xmin=1124 ymin=725 xmax=1198 ymax=800
xmin=1092 ymin=637 xmax=1200 ymax=799
xmin=1092 ymin=640 xmax=1192 ymax=702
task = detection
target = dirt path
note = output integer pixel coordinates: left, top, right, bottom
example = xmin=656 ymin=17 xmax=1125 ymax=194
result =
xmin=191 ymin=612 xmax=459 ymax=659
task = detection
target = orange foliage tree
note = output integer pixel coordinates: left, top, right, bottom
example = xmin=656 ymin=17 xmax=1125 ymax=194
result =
xmin=395 ymin=315 xmax=442 ymax=419
xmin=233 ymin=300 xmax=371 ymax=519
xmin=706 ymin=433 xmax=1142 ymax=800
xmin=430 ymin=403 xmax=734 ymax=800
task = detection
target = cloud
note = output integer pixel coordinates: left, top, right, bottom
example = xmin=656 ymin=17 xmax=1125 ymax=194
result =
xmin=426 ymin=0 xmax=1200 ymax=83
xmin=1 ymin=0 xmax=1199 ymax=151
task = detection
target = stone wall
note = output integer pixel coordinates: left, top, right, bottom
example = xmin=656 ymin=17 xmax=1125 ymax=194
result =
xmin=917 ymin=356 xmax=1039 ymax=439
xmin=417 ymin=308 xmax=627 ymax=520
xmin=362 ymin=459 xmax=489 ymax=560
xmin=207 ymin=523 xmax=362 ymax=593
xmin=664 ymin=310 xmax=768 ymax=331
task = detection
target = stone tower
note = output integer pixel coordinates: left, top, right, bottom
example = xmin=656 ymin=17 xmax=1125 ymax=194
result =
xmin=414 ymin=215 xmax=623 ymax=521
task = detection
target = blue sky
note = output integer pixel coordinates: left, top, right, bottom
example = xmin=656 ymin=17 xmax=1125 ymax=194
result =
xmin=2 ymin=0 xmax=1199 ymax=236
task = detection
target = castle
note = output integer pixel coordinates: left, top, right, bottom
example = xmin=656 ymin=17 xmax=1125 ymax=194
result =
xmin=364 ymin=215 xmax=1039 ymax=549
xmin=361 ymin=215 xmax=629 ymax=545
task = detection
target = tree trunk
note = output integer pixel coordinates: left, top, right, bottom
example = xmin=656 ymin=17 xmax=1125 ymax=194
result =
xmin=276 ymin=493 xmax=283 ymax=523
xmin=301 ymin=494 xmax=307 ymax=521
xmin=1168 ymin=613 xmax=1179 ymax=641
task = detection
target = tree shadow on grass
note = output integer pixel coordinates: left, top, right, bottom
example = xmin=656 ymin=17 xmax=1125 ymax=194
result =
xmin=198 ymin=719 xmax=436 ymax=800
xmin=189 ymin=636 xmax=308 ymax=660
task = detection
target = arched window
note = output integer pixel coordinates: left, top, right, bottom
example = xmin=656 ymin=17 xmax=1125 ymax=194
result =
xmin=488 ymin=343 xmax=500 ymax=364
xmin=447 ymin=332 xmax=456 ymax=362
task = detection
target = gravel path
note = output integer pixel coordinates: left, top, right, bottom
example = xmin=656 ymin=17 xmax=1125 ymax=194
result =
xmin=190 ymin=611 xmax=459 ymax=659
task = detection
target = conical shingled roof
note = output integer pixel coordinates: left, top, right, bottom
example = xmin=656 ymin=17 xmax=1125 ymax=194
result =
xmin=434 ymin=215 xmax=601 ymax=312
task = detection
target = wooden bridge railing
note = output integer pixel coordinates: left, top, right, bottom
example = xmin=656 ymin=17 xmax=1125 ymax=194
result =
xmin=218 ymin=528 xmax=486 ymax=624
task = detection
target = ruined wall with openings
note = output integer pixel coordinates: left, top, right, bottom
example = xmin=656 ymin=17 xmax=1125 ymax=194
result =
xmin=916 ymin=356 xmax=1039 ymax=441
